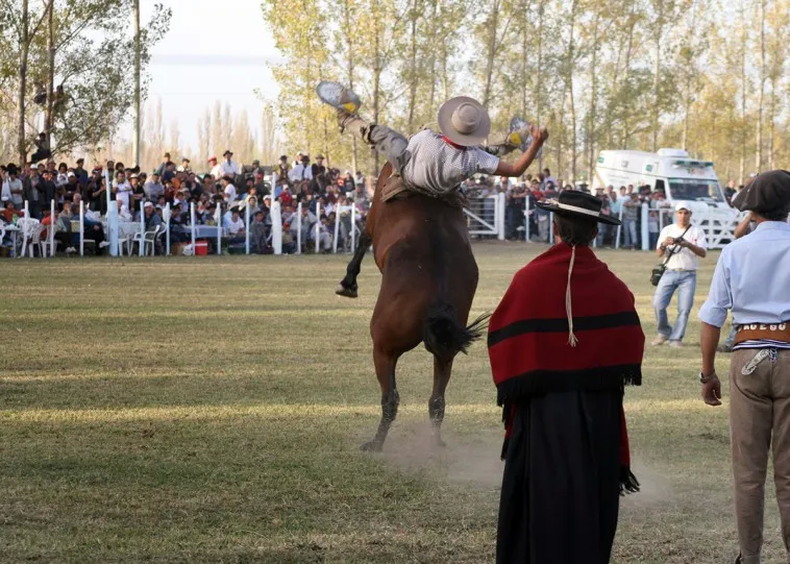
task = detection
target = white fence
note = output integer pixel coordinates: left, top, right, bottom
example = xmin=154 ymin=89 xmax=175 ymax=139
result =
xmin=523 ymin=199 xmax=742 ymax=250
xmin=464 ymin=193 xmax=506 ymax=240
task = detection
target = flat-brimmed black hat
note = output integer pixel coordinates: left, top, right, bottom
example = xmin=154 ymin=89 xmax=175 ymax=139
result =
xmin=732 ymin=170 xmax=790 ymax=213
xmin=536 ymin=190 xmax=621 ymax=226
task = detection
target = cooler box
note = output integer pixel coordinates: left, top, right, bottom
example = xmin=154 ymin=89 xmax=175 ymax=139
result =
xmin=194 ymin=240 xmax=209 ymax=256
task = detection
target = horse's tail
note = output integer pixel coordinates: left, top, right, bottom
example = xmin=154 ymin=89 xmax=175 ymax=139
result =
xmin=423 ymin=302 xmax=491 ymax=358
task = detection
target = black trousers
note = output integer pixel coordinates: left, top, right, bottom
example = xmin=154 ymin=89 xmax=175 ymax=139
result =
xmin=497 ymin=390 xmax=622 ymax=564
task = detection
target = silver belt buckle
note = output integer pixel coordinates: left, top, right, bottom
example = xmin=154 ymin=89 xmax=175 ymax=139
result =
xmin=742 ymin=349 xmax=771 ymax=375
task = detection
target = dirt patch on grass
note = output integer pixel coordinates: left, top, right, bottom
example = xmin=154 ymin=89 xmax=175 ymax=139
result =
xmin=366 ymin=422 xmax=503 ymax=489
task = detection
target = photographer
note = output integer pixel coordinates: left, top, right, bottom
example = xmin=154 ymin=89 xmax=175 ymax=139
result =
xmin=651 ymin=202 xmax=707 ymax=348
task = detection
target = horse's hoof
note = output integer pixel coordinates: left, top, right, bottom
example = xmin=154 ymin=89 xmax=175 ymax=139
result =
xmin=361 ymin=440 xmax=382 ymax=452
xmin=335 ymin=283 xmax=358 ymax=298
xmin=433 ymin=437 xmax=447 ymax=449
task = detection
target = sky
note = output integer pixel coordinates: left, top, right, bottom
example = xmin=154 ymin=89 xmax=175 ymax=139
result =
xmin=136 ymin=0 xmax=281 ymax=151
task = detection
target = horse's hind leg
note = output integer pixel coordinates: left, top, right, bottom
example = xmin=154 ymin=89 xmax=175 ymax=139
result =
xmin=361 ymin=347 xmax=399 ymax=452
xmin=336 ymin=232 xmax=372 ymax=298
xmin=429 ymin=355 xmax=454 ymax=448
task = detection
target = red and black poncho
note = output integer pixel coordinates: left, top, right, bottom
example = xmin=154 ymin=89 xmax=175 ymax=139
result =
xmin=488 ymin=242 xmax=644 ymax=492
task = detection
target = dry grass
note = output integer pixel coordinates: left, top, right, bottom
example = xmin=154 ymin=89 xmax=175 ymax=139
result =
xmin=0 ymin=243 xmax=781 ymax=563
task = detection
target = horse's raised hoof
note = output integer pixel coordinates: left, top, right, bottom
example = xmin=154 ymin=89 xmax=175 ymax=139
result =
xmin=360 ymin=440 xmax=382 ymax=452
xmin=335 ymin=283 xmax=358 ymax=298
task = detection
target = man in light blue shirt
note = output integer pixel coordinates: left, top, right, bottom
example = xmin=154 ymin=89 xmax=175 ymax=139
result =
xmin=697 ymin=170 xmax=790 ymax=564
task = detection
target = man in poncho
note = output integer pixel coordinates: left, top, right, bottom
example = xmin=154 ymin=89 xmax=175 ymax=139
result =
xmin=488 ymin=191 xmax=645 ymax=564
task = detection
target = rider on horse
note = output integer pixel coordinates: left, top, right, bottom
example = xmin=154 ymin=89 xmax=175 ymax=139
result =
xmin=316 ymin=81 xmax=549 ymax=296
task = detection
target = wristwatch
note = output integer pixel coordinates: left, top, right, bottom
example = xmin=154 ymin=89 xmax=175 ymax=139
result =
xmin=699 ymin=371 xmax=717 ymax=384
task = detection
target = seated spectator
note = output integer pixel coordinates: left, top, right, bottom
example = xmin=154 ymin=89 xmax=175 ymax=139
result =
xmin=250 ymin=210 xmax=269 ymax=254
xmin=117 ymin=199 xmax=133 ymax=222
xmin=201 ymin=174 xmax=216 ymax=196
xmin=73 ymin=193 xmax=109 ymax=253
xmin=221 ymin=175 xmax=237 ymax=203
xmin=144 ymin=172 xmax=164 ymax=201
xmin=30 ymin=132 xmax=52 ymax=163
xmin=143 ymin=201 xmax=162 ymax=231
xmin=169 ymin=202 xmax=190 ymax=242
xmin=1 ymin=200 xmax=25 ymax=223
xmin=225 ymin=207 xmax=245 ymax=235
xmin=282 ymin=221 xmax=296 ymax=254
xmin=55 ymin=201 xmax=77 ymax=253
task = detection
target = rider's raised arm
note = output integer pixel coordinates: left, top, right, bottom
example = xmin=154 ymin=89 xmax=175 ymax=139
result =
xmin=494 ymin=125 xmax=549 ymax=178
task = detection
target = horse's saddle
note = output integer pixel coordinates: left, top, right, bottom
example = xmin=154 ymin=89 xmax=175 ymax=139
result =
xmin=380 ymin=172 xmax=467 ymax=208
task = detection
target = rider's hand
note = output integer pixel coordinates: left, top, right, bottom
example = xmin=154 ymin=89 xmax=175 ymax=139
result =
xmin=530 ymin=124 xmax=549 ymax=146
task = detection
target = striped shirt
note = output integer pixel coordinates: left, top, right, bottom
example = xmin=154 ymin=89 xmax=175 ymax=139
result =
xmin=403 ymin=130 xmax=500 ymax=195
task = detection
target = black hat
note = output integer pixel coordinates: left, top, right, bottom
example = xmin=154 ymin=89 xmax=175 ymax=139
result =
xmin=536 ymin=191 xmax=621 ymax=226
xmin=224 ymin=150 xmax=233 ymax=157
xmin=732 ymin=170 xmax=790 ymax=213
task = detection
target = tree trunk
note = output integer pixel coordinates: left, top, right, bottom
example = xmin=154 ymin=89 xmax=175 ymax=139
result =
xmin=428 ymin=0 xmax=438 ymax=112
xmin=651 ymin=0 xmax=665 ymax=152
xmin=45 ymin=0 xmax=54 ymax=144
xmin=482 ymin=0 xmax=500 ymax=107
xmin=535 ymin=0 xmax=544 ymax=170
xmin=768 ymin=72 xmax=776 ymax=170
xmin=372 ymin=0 xmax=381 ymax=175
xmin=133 ymin=0 xmax=142 ymax=167
xmin=568 ymin=0 xmax=578 ymax=183
xmin=755 ymin=0 xmax=766 ymax=172
xmin=18 ymin=0 xmax=30 ymax=165
xmin=622 ymin=4 xmax=635 ymax=149
xmin=738 ymin=0 xmax=747 ymax=184
xmin=587 ymin=9 xmax=599 ymax=186
xmin=342 ymin=0 xmax=358 ymax=173
xmin=520 ymin=0 xmax=529 ymax=116
xmin=406 ymin=0 xmax=419 ymax=131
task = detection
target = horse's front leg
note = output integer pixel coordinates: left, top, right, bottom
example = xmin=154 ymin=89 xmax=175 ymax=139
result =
xmin=336 ymin=231 xmax=371 ymax=298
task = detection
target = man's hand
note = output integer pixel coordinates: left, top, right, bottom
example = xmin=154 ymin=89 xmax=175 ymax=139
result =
xmin=663 ymin=236 xmax=675 ymax=247
xmin=530 ymin=124 xmax=549 ymax=147
xmin=702 ymin=374 xmax=722 ymax=406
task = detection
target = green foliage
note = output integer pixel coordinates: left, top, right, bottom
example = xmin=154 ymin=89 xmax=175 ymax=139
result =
xmin=259 ymin=0 xmax=789 ymax=183
xmin=0 ymin=0 xmax=171 ymax=161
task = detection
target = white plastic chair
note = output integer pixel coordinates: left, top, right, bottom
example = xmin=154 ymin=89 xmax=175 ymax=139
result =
xmin=17 ymin=217 xmax=42 ymax=258
xmin=132 ymin=224 xmax=164 ymax=256
xmin=38 ymin=226 xmax=59 ymax=257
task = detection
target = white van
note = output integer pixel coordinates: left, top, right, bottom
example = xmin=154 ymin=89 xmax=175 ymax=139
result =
xmin=593 ymin=148 xmax=739 ymax=247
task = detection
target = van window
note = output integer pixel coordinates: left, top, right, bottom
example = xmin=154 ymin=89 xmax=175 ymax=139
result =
xmin=655 ymin=179 xmax=665 ymax=196
xmin=667 ymin=178 xmax=724 ymax=202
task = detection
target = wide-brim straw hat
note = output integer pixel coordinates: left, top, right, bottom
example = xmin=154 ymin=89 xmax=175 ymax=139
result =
xmin=437 ymin=96 xmax=491 ymax=147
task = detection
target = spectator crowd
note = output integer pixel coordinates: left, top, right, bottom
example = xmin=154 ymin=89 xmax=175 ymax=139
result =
xmin=0 ymin=151 xmax=371 ymax=256
xmin=462 ymin=168 xmax=754 ymax=250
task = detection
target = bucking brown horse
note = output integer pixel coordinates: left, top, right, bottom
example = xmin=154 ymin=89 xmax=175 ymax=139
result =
xmin=337 ymin=163 xmax=488 ymax=451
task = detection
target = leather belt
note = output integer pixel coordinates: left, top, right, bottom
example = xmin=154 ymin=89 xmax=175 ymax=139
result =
xmin=733 ymin=322 xmax=790 ymax=345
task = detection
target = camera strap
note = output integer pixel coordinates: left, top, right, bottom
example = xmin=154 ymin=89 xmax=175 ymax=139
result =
xmin=660 ymin=224 xmax=692 ymax=268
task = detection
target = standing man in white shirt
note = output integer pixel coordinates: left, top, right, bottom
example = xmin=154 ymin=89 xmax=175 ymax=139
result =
xmin=288 ymin=155 xmax=313 ymax=184
xmin=219 ymin=150 xmax=240 ymax=178
xmin=113 ymin=170 xmax=133 ymax=211
xmin=652 ymin=201 xmax=708 ymax=347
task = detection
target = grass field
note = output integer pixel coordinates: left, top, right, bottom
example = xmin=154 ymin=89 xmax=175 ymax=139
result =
xmin=0 ymin=242 xmax=784 ymax=563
